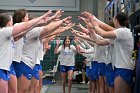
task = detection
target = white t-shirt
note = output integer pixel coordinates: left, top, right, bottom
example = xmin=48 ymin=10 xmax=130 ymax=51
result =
xmin=108 ymin=27 xmax=135 ymax=70
xmin=13 ymin=38 xmax=24 ymax=63
xmin=39 ymin=41 xmax=44 ymax=61
xmin=57 ymin=45 xmax=76 ymax=66
xmin=21 ymin=27 xmax=43 ymax=68
xmin=106 ymin=45 xmax=114 ymax=65
xmin=92 ymin=44 xmax=99 ymax=61
xmin=36 ymin=40 xmax=44 ymax=64
xmin=0 ymin=27 xmax=13 ymax=71
xmin=97 ymin=46 xmax=108 ymax=64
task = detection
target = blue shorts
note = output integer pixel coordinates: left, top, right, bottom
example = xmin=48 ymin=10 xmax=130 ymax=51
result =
xmin=38 ymin=64 xmax=42 ymax=71
xmin=60 ymin=65 xmax=75 ymax=72
xmin=8 ymin=62 xmax=16 ymax=76
xmin=0 ymin=69 xmax=10 ymax=81
xmin=32 ymin=64 xmax=40 ymax=80
xmin=90 ymin=61 xmax=99 ymax=80
xmin=86 ymin=66 xmax=91 ymax=77
xmin=106 ymin=63 xmax=115 ymax=87
xmin=12 ymin=62 xmax=22 ymax=78
xmin=98 ymin=62 xmax=106 ymax=77
xmin=115 ymin=67 xmax=134 ymax=85
xmin=16 ymin=62 xmax=39 ymax=80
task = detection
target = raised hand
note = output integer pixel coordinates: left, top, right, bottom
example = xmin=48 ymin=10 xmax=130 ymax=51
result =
xmin=81 ymin=11 xmax=100 ymax=28
xmin=42 ymin=10 xmax=53 ymax=19
xmin=52 ymin=9 xmax=64 ymax=20
xmin=54 ymin=23 xmax=75 ymax=35
xmin=73 ymin=36 xmax=79 ymax=43
xmin=70 ymin=28 xmax=79 ymax=35
xmin=63 ymin=23 xmax=75 ymax=30
xmin=77 ymin=23 xmax=89 ymax=34
xmin=78 ymin=16 xmax=94 ymax=29
xmin=81 ymin=11 xmax=93 ymax=18
xmin=62 ymin=16 xmax=72 ymax=24
xmin=56 ymin=37 xmax=60 ymax=45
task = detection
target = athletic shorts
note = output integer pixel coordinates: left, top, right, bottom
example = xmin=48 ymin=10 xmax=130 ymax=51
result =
xmin=32 ymin=64 xmax=40 ymax=80
xmin=8 ymin=62 xmax=16 ymax=76
xmin=106 ymin=63 xmax=115 ymax=87
xmin=115 ymin=67 xmax=134 ymax=85
xmin=90 ymin=61 xmax=99 ymax=80
xmin=98 ymin=62 xmax=106 ymax=77
xmin=60 ymin=65 xmax=75 ymax=72
xmin=38 ymin=64 xmax=42 ymax=71
xmin=16 ymin=62 xmax=39 ymax=80
xmin=12 ymin=62 xmax=22 ymax=78
xmin=86 ymin=66 xmax=91 ymax=77
xmin=0 ymin=69 xmax=10 ymax=81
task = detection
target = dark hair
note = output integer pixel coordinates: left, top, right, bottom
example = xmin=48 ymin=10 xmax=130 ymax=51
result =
xmin=13 ymin=9 xmax=28 ymax=24
xmin=108 ymin=20 xmax=115 ymax=27
xmin=0 ymin=13 xmax=11 ymax=28
xmin=63 ymin=36 xmax=71 ymax=49
xmin=116 ymin=12 xmax=128 ymax=27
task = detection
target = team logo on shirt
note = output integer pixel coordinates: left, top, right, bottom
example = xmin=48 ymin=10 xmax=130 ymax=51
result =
xmin=62 ymin=50 xmax=73 ymax=55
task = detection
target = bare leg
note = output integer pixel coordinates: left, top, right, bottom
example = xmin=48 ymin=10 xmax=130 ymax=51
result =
xmin=0 ymin=79 xmax=8 ymax=93
xmin=98 ymin=76 xmax=105 ymax=93
xmin=68 ymin=70 xmax=73 ymax=93
xmin=114 ymin=76 xmax=131 ymax=93
xmin=92 ymin=80 xmax=97 ymax=93
xmin=81 ymin=69 xmax=85 ymax=83
xmin=61 ymin=72 xmax=67 ymax=93
xmin=17 ymin=75 xmax=31 ymax=93
xmin=8 ymin=74 xmax=17 ymax=93
xmin=104 ymin=77 xmax=109 ymax=93
xmin=108 ymin=87 xmax=114 ymax=93
xmin=28 ymin=77 xmax=38 ymax=93
xmin=34 ymin=70 xmax=43 ymax=93
xmin=89 ymin=80 xmax=92 ymax=93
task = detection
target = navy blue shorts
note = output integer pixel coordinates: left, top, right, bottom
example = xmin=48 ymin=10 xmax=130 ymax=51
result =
xmin=0 ymin=69 xmax=10 ymax=81
xmin=106 ymin=63 xmax=115 ymax=87
xmin=86 ymin=66 xmax=91 ymax=77
xmin=90 ymin=61 xmax=99 ymax=80
xmin=60 ymin=65 xmax=75 ymax=72
xmin=115 ymin=67 xmax=134 ymax=85
xmin=98 ymin=62 xmax=106 ymax=77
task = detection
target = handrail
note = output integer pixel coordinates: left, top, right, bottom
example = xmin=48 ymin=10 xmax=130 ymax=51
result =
xmin=104 ymin=0 xmax=115 ymax=11
xmin=120 ymin=0 xmax=133 ymax=12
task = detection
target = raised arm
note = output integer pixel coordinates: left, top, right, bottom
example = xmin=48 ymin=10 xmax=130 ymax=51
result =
xmin=81 ymin=11 xmax=115 ymax=31
xmin=40 ymin=16 xmax=72 ymax=38
xmin=89 ymin=29 xmax=110 ymax=46
xmin=42 ymin=22 xmax=75 ymax=39
xmin=12 ymin=11 xmax=50 ymax=36
xmin=54 ymin=37 xmax=61 ymax=54
xmin=71 ymin=29 xmax=95 ymax=43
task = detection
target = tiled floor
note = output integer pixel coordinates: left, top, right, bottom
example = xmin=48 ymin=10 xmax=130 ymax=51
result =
xmin=41 ymin=81 xmax=88 ymax=93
